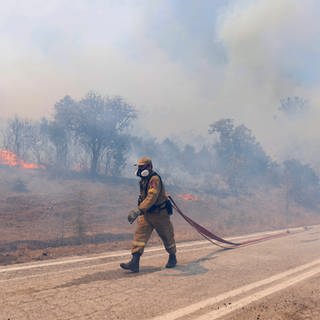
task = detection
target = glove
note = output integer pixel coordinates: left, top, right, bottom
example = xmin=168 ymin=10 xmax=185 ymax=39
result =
xmin=128 ymin=208 xmax=141 ymax=224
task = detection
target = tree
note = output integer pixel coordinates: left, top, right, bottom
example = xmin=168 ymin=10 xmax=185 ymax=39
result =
xmin=104 ymin=134 xmax=129 ymax=176
xmin=3 ymin=116 xmax=49 ymax=165
xmin=209 ymin=119 xmax=271 ymax=193
xmin=27 ymin=118 xmax=52 ymax=165
xmin=278 ymin=96 xmax=309 ymax=119
xmin=283 ymin=159 xmax=320 ymax=210
xmin=46 ymin=120 xmax=69 ymax=169
xmin=53 ymin=92 xmax=137 ymax=176
xmin=4 ymin=116 xmax=33 ymax=158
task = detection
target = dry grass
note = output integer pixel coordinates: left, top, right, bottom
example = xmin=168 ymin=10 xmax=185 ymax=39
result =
xmin=0 ymin=167 xmax=319 ymax=265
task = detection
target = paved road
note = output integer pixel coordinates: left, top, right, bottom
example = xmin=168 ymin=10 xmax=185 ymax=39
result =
xmin=0 ymin=226 xmax=319 ymax=320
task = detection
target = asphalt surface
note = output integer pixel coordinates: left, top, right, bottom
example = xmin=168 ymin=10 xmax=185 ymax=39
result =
xmin=0 ymin=225 xmax=319 ymax=320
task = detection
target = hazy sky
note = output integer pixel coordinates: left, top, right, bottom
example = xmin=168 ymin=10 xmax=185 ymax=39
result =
xmin=1 ymin=0 xmax=320 ymax=163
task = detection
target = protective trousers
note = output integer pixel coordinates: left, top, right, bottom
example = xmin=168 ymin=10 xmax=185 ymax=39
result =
xmin=132 ymin=210 xmax=176 ymax=255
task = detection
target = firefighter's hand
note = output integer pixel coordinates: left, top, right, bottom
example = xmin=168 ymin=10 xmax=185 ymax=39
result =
xmin=128 ymin=208 xmax=141 ymax=224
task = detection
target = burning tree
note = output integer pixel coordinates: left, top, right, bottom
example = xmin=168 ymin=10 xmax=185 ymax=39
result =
xmin=3 ymin=116 xmax=37 ymax=160
xmin=2 ymin=116 xmax=51 ymax=166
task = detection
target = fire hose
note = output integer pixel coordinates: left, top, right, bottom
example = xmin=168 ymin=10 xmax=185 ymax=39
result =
xmin=168 ymin=195 xmax=293 ymax=249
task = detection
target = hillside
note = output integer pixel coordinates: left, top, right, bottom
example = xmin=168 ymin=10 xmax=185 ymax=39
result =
xmin=0 ymin=167 xmax=319 ymax=265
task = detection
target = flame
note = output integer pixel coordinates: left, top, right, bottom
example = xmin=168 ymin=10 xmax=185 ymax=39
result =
xmin=0 ymin=149 xmax=44 ymax=169
xmin=178 ymin=193 xmax=199 ymax=201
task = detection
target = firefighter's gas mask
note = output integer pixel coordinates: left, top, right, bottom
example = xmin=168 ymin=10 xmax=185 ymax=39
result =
xmin=135 ymin=165 xmax=150 ymax=178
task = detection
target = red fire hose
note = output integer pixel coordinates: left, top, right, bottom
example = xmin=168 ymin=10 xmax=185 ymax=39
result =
xmin=168 ymin=196 xmax=292 ymax=249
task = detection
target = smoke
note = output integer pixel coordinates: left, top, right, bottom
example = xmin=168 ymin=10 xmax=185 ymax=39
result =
xmin=1 ymin=0 xmax=320 ymax=165
xmin=214 ymin=0 xmax=320 ymax=163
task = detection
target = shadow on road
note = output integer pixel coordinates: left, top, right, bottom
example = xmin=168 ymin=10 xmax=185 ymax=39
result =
xmin=55 ymin=247 xmax=235 ymax=288
xmin=56 ymin=266 xmax=162 ymax=289
xmin=161 ymin=248 xmax=233 ymax=277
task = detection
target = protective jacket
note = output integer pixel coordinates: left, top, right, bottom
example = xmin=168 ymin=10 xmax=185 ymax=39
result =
xmin=138 ymin=172 xmax=168 ymax=213
xmin=132 ymin=171 xmax=176 ymax=255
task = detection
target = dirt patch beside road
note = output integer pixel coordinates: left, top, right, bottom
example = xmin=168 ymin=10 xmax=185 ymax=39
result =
xmin=225 ymin=274 xmax=320 ymax=320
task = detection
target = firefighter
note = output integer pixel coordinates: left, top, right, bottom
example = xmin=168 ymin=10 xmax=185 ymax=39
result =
xmin=120 ymin=156 xmax=177 ymax=273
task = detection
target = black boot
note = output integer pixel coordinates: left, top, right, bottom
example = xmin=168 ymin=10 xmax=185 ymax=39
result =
xmin=165 ymin=253 xmax=177 ymax=268
xmin=120 ymin=253 xmax=140 ymax=272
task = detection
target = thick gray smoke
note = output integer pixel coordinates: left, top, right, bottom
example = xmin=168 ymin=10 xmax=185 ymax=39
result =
xmin=1 ymin=0 xmax=320 ymax=166
xmin=215 ymin=0 xmax=320 ymax=165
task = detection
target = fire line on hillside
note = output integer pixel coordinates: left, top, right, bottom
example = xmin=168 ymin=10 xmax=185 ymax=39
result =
xmin=177 ymin=194 xmax=199 ymax=201
xmin=0 ymin=149 xmax=44 ymax=169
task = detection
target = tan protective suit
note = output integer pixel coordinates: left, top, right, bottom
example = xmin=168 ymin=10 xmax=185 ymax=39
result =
xmin=132 ymin=172 xmax=176 ymax=255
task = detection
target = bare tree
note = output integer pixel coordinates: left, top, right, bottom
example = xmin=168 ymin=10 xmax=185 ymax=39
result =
xmin=4 ymin=116 xmax=32 ymax=157
xmin=53 ymin=92 xmax=137 ymax=176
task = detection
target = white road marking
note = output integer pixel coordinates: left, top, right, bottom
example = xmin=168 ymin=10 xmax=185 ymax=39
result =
xmin=195 ymin=266 xmax=320 ymax=320
xmin=149 ymin=258 xmax=320 ymax=320
xmin=0 ymin=242 xmax=205 ymax=273
xmin=0 ymin=245 xmax=217 ymax=283
xmin=0 ymin=226 xmax=308 ymax=274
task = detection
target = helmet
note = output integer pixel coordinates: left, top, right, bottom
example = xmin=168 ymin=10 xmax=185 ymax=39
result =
xmin=136 ymin=156 xmax=153 ymax=167
xmin=135 ymin=157 xmax=153 ymax=178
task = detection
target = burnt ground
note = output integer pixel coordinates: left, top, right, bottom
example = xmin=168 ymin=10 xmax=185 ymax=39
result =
xmin=1 ymin=167 xmax=320 ymax=265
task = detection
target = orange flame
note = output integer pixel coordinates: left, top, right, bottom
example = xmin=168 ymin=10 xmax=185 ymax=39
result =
xmin=0 ymin=149 xmax=44 ymax=169
xmin=178 ymin=193 xmax=199 ymax=201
